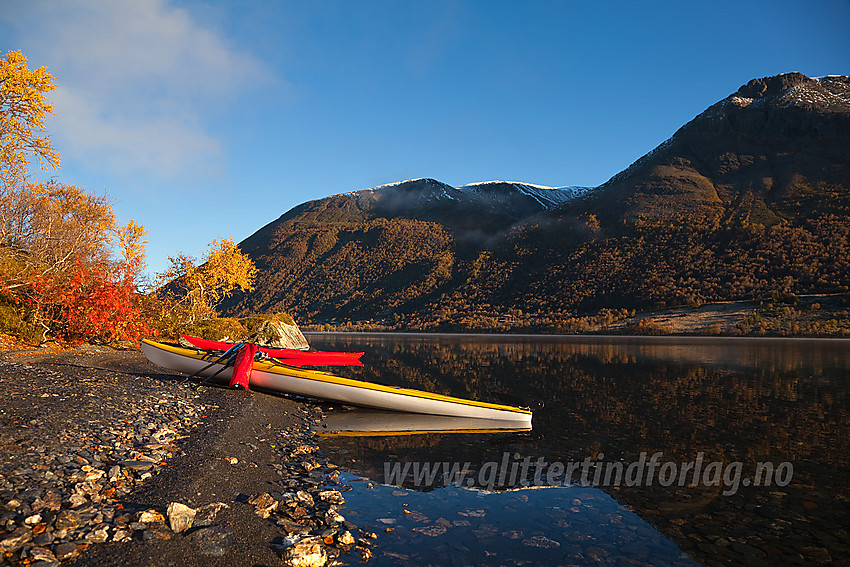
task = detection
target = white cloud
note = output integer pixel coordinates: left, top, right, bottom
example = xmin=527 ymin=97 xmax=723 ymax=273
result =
xmin=2 ymin=0 xmax=271 ymax=179
xmin=51 ymin=85 xmax=223 ymax=177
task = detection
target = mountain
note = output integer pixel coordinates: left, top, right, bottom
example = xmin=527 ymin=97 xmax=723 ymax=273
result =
xmin=593 ymin=72 xmax=850 ymax=224
xmin=224 ymin=178 xmax=591 ymax=322
xmin=221 ymin=73 xmax=850 ymax=330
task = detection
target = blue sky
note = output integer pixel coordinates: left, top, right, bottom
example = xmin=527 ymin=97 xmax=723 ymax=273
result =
xmin=1 ymin=0 xmax=848 ymax=279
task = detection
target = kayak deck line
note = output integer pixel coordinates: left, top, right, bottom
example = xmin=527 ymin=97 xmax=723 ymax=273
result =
xmin=316 ymin=427 xmax=533 ymax=438
xmin=141 ymin=339 xmax=533 ymax=419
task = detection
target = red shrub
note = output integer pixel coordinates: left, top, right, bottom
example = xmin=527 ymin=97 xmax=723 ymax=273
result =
xmin=25 ymin=258 xmax=154 ymax=344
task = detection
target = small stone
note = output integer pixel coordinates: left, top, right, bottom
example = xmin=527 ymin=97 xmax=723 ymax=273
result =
xmin=249 ymin=493 xmax=278 ymax=518
xmin=413 ymin=525 xmax=446 ymax=537
xmin=135 ymin=509 xmax=166 ymax=524
xmin=0 ymin=526 xmax=32 ymax=552
xmin=142 ymin=524 xmax=173 ymax=541
xmin=295 ymin=491 xmax=314 ymax=505
xmin=28 ymin=545 xmax=57 ymax=562
xmin=325 ymin=509 xmax=345 ymax=524
xmin=55 ymin=509 xmax=82 ymax=530
xmin=83 ymin=469 xmax=106 ymax=482
xmin=290 ymin=444 xmax=317 ymax=457
xmin=53 ymin=542 xmax=81 ymax=561
xmin=226 ymin=457 xmax=238 ymax=465
xmin=318 ymin=490 xmax=344 ymax=504
xmin=112 ymin=528 xmax=132 ymax=542
xmin=75 ymin=481 xmax=102 ymax=496
xmin=337 ymin=531 xmax=355 ymax=546
xmin=167 ymin=502 xmax=196 ymax=533
xmin=119 ymin=459 xmax=156 ymax=472
xmin=193 ymin=502 xmax=229 ymax=527
xmin=32 ymin=531 xmax=54 ymax=545
xmin=522 ymin=535 xmax=561 ymax=548
xmin=86 ymin=528 xmax=110 ymax=543
xmin=800 ymin=546 xmax=832 ymax=563
xmin=281 ymin=536 xmax=327 ymax=567
xmin=277 ymin=519 xmax=312 ymax=535
xmin=24 ymin=513 xmax=43 ymax=525
xmin=69 ymin=494 xmax=88 ymax=507
xmin=31 ymin=492 xmax=61 ymax=512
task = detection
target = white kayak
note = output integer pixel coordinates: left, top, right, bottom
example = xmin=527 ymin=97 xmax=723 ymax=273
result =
xmin=140 ymin=339 xmax=533 ymax=424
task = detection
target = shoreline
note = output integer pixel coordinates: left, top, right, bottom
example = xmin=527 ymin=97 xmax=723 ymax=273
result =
xmin=305 ymin=330 xmax=850 ymax=343
xmin=0 ymin=346 xmax=373 ymax=566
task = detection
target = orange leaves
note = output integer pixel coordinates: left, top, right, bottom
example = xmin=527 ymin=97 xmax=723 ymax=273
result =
xmin=25 ymin=257 xmax=153 ymax=345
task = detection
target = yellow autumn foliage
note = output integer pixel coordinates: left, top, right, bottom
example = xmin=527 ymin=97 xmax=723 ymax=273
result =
xmin=160 ymin=237 xmax=257 ymax=323
xmin=0 ymin=50 xmax=60 ymax=187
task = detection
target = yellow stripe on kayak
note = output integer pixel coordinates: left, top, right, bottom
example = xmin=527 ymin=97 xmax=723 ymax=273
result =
xmin=142 ymin=339 xmax=532 ymax=416
xmin=316 ymin=428 xmax=532 ymax=438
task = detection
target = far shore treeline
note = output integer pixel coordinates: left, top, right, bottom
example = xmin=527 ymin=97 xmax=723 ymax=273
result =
xmin=1 ymin=51 xmax=848 ymax=346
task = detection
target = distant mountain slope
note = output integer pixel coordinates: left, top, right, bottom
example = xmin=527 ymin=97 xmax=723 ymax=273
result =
xmin=222 ymin=73 xmax=850 ymax=329
xmin=224 ymin=178 xmax=590 ymax=321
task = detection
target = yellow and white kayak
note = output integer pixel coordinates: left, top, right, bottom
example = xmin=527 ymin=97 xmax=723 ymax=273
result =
xmin=140 ymin=339 xmax=533 ymax=424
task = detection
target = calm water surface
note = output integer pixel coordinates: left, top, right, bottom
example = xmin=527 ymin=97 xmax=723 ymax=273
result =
xmin=305 ymin=333 xmax=850 ymax=566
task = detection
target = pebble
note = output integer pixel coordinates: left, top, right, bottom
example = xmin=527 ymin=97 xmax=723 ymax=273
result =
xmin=280 ymin=536 xmax=327 ymax=567
xmin=166 ymin=502 xmax=196 ymax=533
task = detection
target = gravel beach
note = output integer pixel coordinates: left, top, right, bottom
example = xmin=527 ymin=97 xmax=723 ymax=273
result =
xmin=0 ymin=345 xmax=370 ymax=567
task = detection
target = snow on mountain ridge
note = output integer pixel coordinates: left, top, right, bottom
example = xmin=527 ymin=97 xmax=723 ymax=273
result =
xmin=458 ymin=180 xmax=592 ymax=208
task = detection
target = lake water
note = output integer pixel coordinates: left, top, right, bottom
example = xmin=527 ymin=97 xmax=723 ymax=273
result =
xmin=305 ymin=333 xmax=850 ymax=566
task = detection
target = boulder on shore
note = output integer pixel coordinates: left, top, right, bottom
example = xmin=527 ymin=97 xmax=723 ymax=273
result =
xmin=242 ymin=317 xmax=309 ymax=350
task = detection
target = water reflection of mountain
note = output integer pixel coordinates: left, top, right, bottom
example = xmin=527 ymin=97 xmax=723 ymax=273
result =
xmin=308 ymin=333 xmax=850 ymax=566
xmin=311 ymin=334 xmax=849 ymax=466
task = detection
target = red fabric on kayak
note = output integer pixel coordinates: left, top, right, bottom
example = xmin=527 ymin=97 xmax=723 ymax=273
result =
xmin=229 ymin=344 xmax=258 ymax=389
xmin=181 ymin=335 xmax=364 ymax=366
